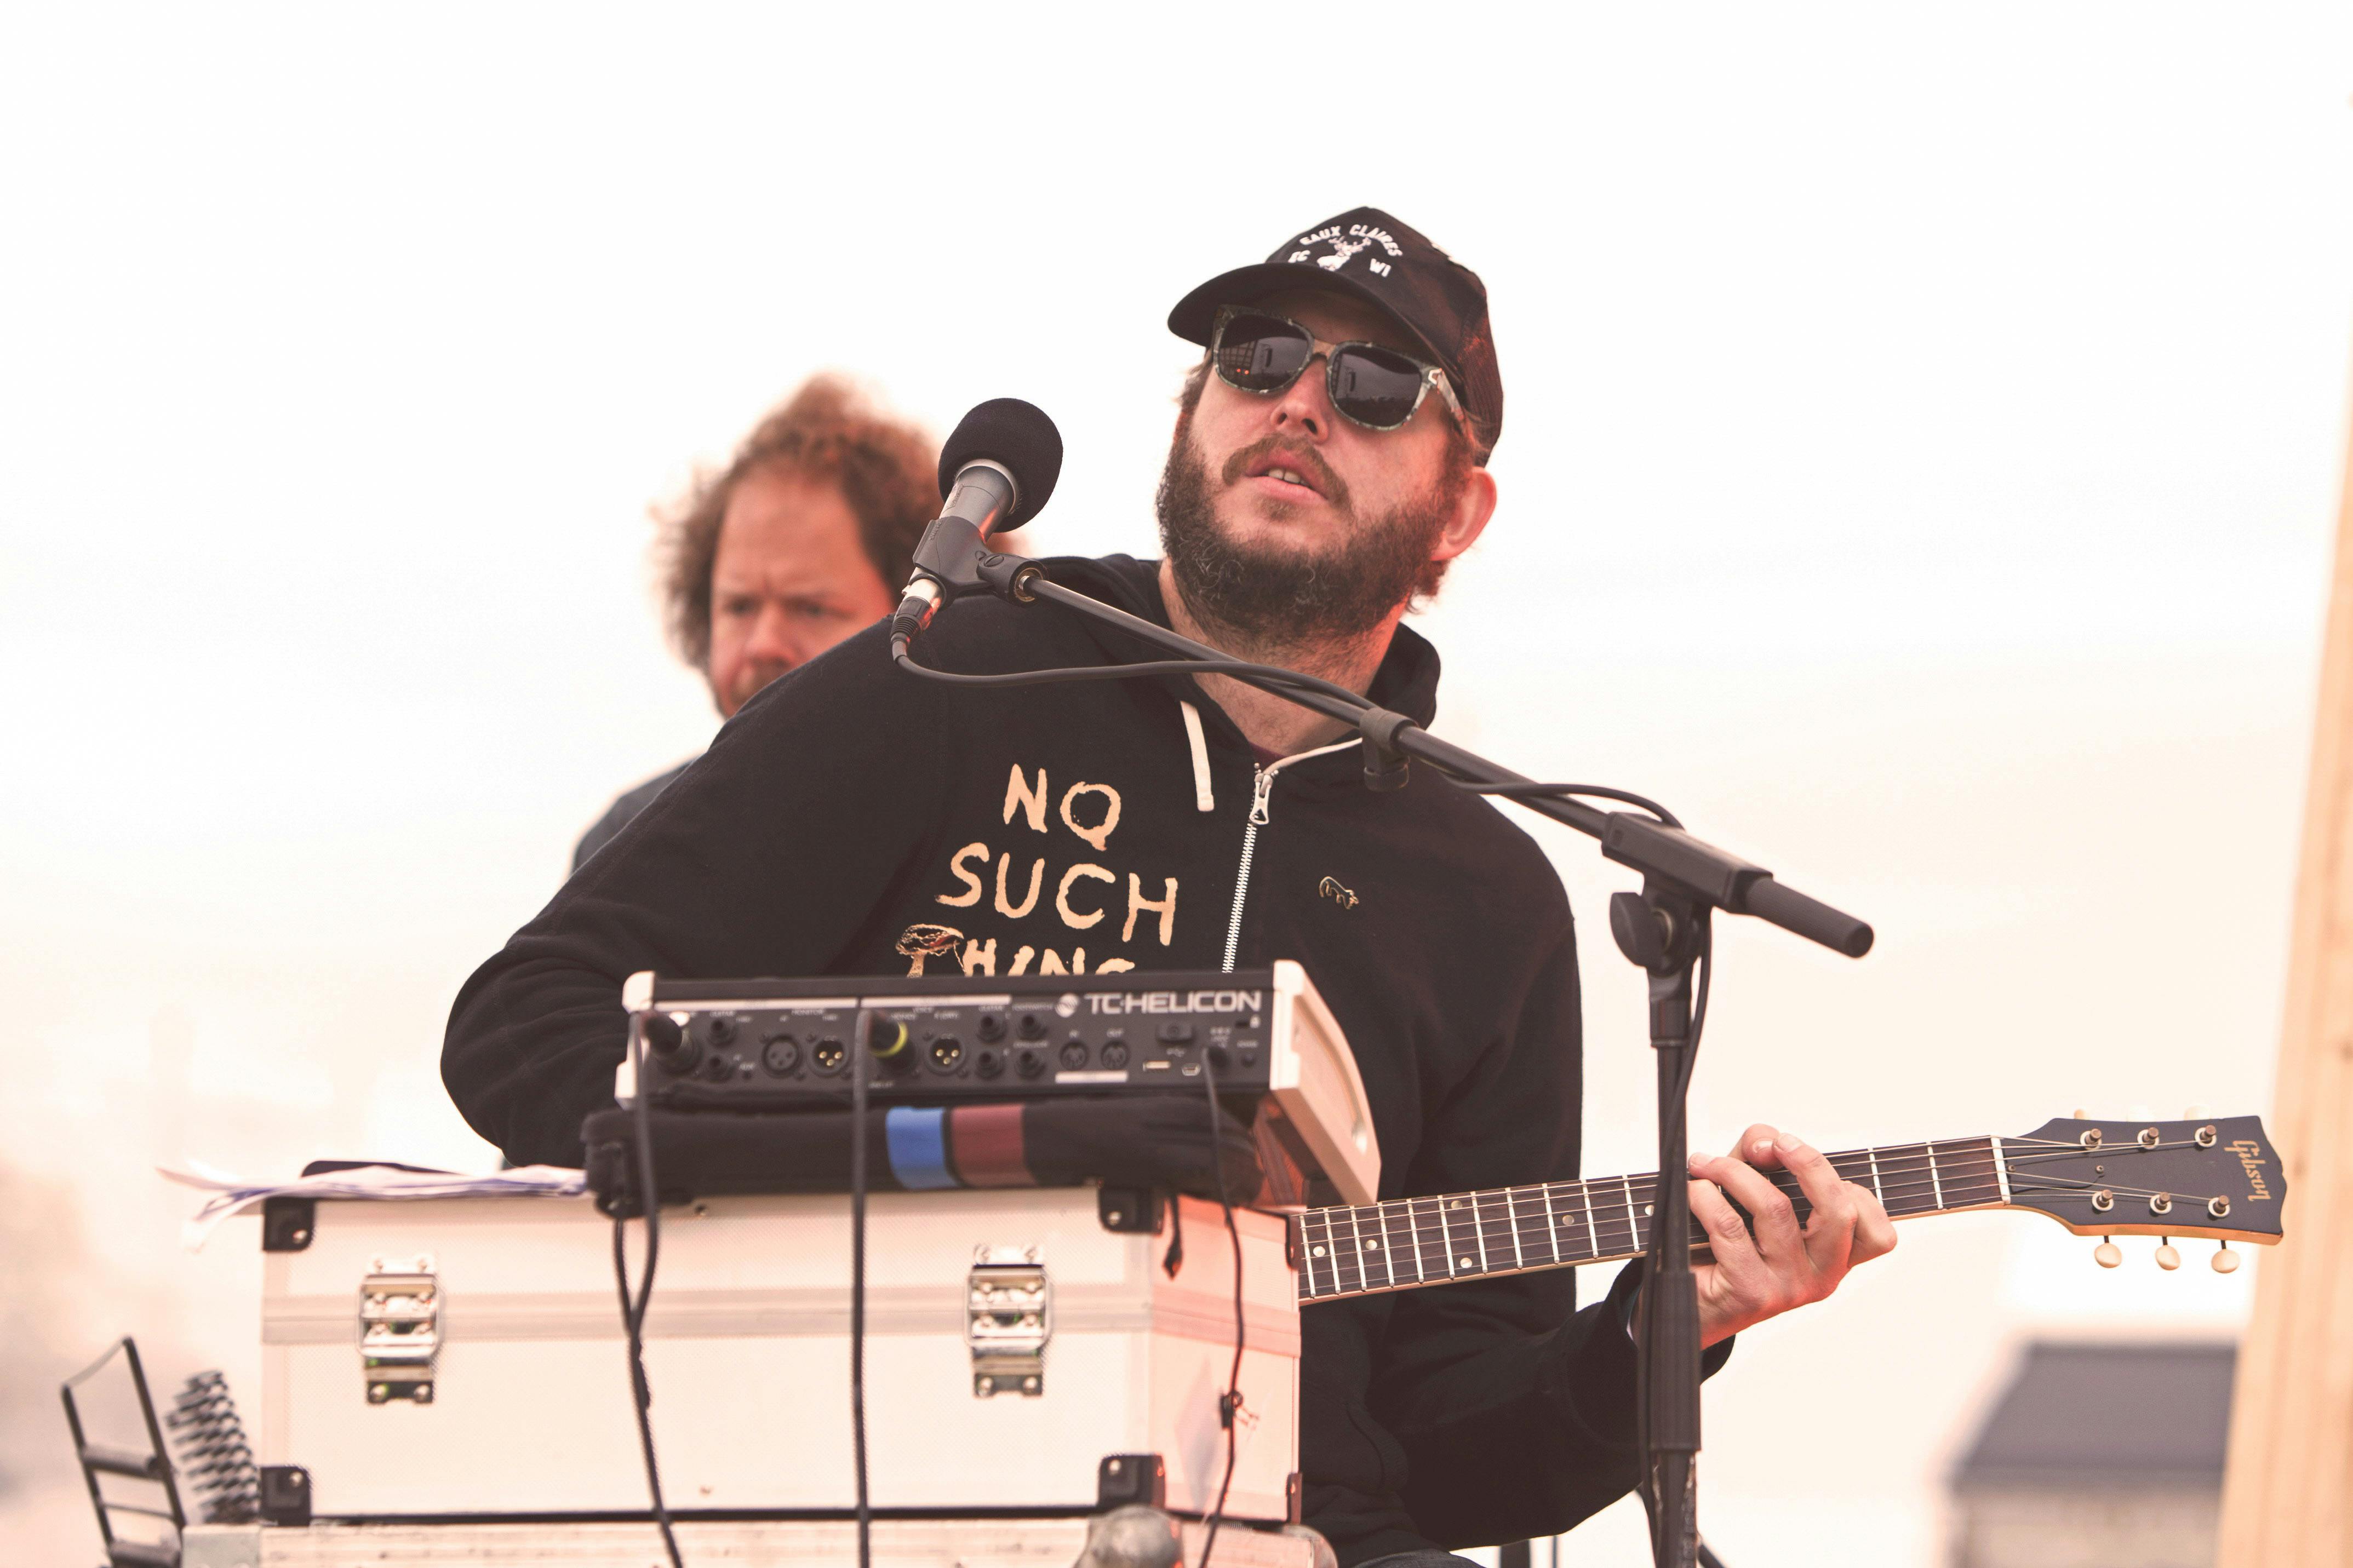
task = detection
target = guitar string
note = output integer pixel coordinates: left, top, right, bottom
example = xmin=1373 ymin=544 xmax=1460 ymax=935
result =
xmin=1294 ymin=1181 xmax=2014 ymax=1292
xmin=1289 ymin=1161 xmax=2251 ymax=1295
xmin=1309 ymin=1142 xmax=2209 ymax=1238
xmin=1313 ymin=1159 xmax=2002 ymax=1243
xmin=1296 ymin=1201 xmax=2241 ymax=1300
xmin=1291 ymin=1182 xmax=2245 ymax=1301
xmin=1289 ymin=1138 xmax=2241 ymax=1286
xmin=1314 ymin=1159 xmax=2000 ymax=1247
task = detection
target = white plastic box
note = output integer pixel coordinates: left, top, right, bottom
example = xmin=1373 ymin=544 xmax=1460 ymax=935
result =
xmin=259 ymin=1186 xmax=1299 ymax=1523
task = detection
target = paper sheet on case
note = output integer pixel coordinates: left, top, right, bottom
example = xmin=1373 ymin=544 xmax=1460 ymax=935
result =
xmin=158 ymin=1161 xmax=587 ymax=1250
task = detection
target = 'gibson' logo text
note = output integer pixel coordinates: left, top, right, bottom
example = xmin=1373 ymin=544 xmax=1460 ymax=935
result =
xmin=2230 ymin=1139 xmax=2274 ymax=1201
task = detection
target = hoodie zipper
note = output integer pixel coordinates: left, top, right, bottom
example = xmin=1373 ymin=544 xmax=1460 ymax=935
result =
xmin=1220 ymin=739 xmax=1355 ymax=974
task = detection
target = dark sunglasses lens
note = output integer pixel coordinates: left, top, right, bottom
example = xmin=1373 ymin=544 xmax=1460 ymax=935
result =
xmin=1214 ymin=314 xmax=1313 ymax=392
xmin=1329 ymin=346 xmax=1428 ymax=429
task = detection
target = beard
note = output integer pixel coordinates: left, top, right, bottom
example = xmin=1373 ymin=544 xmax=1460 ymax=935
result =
xmin=1155 ymin=422 xmax=1457 ymax=652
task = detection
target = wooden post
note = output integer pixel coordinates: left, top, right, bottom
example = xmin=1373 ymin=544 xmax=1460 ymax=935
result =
xmin=2217 ymin=376 xmax=2353 ymax=1565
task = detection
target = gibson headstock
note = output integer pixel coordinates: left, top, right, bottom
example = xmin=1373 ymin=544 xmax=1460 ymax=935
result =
xmin=2002 ymin=1114 xmax=2283 ymax=1271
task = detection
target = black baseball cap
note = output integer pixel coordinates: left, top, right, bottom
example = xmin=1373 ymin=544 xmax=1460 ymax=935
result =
xmin=1167 ymin=206 xmax=1502 ymax=461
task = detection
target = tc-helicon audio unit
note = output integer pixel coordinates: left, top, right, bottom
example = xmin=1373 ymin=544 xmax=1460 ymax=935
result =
xmin=614 ymin=960 xmax=1381 ymax=1204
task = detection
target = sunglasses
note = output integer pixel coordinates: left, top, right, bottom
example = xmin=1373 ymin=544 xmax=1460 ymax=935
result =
xmin=1210 ymin=305 xmax=1468 ymax=437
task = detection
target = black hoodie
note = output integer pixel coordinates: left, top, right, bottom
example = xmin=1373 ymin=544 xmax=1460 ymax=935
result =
xmin=444 ymin=554 xmax=1700 ymax=1560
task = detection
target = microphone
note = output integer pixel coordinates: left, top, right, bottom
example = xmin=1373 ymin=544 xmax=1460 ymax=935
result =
xmin=892 ymin=399 xmax=1063 ymax=652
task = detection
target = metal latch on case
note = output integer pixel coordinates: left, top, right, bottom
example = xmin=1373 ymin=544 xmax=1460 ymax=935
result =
xmin=967 ymin=1245 xmax=1050 ymax=1397
xmin=359 ymin=1255 xmax=440 ymax=1404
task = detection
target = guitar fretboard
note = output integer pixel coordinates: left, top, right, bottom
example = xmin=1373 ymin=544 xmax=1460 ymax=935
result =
xmin=1292 ymin=1138 xmax=2004 ymax=1303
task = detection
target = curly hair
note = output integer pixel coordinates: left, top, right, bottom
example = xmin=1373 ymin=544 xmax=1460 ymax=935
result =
xmin=656 ymin=376 xmax=939 ymax=670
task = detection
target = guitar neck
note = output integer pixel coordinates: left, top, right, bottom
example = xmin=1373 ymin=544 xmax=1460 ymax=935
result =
xmin=1292 ymin=1136 xmax=2006 ymax=1303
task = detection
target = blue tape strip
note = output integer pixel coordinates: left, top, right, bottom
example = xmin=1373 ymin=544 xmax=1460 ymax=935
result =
xmin=885 ymin=1106 xmax=958 ymax=1190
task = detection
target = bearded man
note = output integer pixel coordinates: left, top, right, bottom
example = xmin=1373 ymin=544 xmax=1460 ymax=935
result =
xmin=444 ymin=208 xmax=1892 ymax=1566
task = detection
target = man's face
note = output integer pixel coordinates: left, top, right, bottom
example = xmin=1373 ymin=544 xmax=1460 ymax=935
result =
xmin=1158 ymin=288 xmax=1494 ymax=644
xmin=705 ymin=466 xmax=894 ymax=717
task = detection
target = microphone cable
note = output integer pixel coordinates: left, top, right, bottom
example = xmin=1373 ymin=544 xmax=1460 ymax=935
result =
xmin=895 ymin=646 xmax=1374 ymax=710
xmin=612 ymin=1015 xmax=686 ymax=1568
xmin=1453 ymin=782 xmax=1681 ymax=829
xmin=892 ymin=587 xmax=1690 ymax=832
xmin=849 ymin=1008 xmax=875 ymax=1568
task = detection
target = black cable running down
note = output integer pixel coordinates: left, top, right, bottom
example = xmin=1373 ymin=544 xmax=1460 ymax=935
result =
xmin=1195 ymin=1052 xmax=1246 ymax=1568
xmin=849 ymin=1008 xmax=874 ymax=1568
xmin=614 ymin=1017 xmax=685 ymax=1568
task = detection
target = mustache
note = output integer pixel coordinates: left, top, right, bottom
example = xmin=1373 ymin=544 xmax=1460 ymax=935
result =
xmin=1220 ymin=436 xmax=1351 ymax=512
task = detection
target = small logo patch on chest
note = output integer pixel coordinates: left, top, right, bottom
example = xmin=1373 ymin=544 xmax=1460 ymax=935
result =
xmin=1318 ymin=876 xmax=1359 ymax=911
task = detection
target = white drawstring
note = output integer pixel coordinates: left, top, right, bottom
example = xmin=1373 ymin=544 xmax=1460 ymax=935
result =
xmin=1180 ymin=700 xmax=1215 ymax=813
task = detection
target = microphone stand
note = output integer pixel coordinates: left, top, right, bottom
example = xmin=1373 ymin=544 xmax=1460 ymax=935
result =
xmin=912 ymin=549 xmax=1873 ymax=1568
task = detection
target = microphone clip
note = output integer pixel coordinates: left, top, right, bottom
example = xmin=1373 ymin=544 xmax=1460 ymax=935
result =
xmin=890 ymin=518 xmax=1040 ymax=656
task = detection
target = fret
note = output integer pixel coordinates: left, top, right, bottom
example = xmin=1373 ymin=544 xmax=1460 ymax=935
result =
xmin=1580 ymin=1179 xmax=1597 ymax=1261
xmin=1866 ymin=1145 xmax=1882 ymax=1203
xmin=1927 ymin=1142 xmax=1944 ymax=1211
xmin=1376 ymin=1202 xmax=1398 ymax=1289
xmin=1464 ymin=1195 xmax=1490 ymax=1276
xmin=1943 ymin=1138 xmax=2001 ymax=1210
xmin=1622 ymin=1175 xmax=1640 ymax=1255
xmin=1990 ymin=1138 xmax=2011 ymax=1204
xmin=1550 ymin=1183 xmax=1582 ymax=1261
xmin=1433 ymin=1194 xmax=1458 ymax=1277
xmin=1343 ymin=1204 xmax=1367 ymax=1294
xmin=1504 ymin=1188 xmax=1524 ymax=1272
xmin=1541 ymin=1184 xmax=1561 ymax=1266
xmin=1875 ymin=1144 xmax=1933 ymax=1218
xmin=1405 ymin=1197 xmax=1427 ymax=1283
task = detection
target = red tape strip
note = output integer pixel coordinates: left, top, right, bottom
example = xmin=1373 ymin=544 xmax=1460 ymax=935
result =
xmin=947 ymin=1104 xmax=1034 ymax=1187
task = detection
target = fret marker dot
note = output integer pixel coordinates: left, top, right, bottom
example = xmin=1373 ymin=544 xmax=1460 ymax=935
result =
xmin=1459 ymin=1256 xmax=1473 ymax=1268
xmin=1644 ymin=1205 xmax=1654 ymax=1217
xmin=1363 ymin=1240 xmax=1379 ymax=1251
xmin=1312 ymin=1245 xmax=1326 ymax=1257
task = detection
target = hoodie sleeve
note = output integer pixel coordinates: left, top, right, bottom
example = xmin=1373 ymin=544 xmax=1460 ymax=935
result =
xmin=442 ymin=623 xmax=955 ymax=1166
xmin=1312 ymin=923 xmax=1732 ymax=1559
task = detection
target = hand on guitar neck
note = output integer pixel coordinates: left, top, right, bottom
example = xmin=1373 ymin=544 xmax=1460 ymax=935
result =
xmin=1685 ymin=1124 xmax=1899 ymax=1348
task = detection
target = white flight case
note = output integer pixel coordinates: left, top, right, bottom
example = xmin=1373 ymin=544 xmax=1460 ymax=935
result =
xmin=258 ymin=1186 xmax=1301 ymax=1524
xmin=183 ymin=1515 xmax=1330 ymax=1568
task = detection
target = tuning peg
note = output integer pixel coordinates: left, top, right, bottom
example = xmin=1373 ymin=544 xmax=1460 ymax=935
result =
xmin=2155 ymin=1239 xmax=2181 ymax=1271
xmin=2094 ymin=1239 xmax=2122 ymax=1268
xmin=2184 ymin=1104 xmax=2208 ymax=1121
xmin=2213 ymin=1243 xmax=2240 ymax=1275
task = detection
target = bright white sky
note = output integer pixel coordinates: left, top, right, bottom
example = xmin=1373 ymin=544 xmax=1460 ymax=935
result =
xmin=4 ymin=5 xmax=2349 ymax=1563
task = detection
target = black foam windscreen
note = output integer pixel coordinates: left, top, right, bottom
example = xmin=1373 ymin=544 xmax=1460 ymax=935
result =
xmin=937 ymin=398 xmax=1063 ymax=527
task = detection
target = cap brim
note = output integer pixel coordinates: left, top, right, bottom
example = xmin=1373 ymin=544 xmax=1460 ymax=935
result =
xmin=1167 ymin=263 xmax=1451 ymax=373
